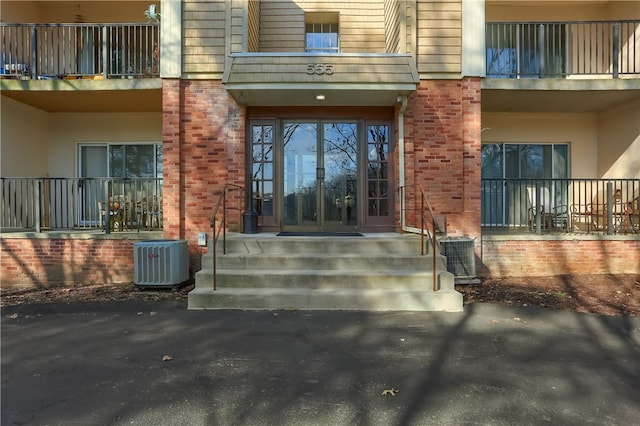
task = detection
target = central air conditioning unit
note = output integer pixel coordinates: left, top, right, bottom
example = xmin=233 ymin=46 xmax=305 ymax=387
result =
xmin=134 ymin=240 xmax=189 ymax=287
xmin=438 ymin=237 xmax=476 ymax=278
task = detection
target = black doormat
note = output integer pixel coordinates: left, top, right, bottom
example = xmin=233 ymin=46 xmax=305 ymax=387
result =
xmin=277 ymin=231 xmax=363 ymax=237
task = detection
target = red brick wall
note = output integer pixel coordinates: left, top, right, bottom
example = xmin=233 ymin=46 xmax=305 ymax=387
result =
xmin=402 ymin=78 xmax=482 ymax=241
xmin=479 ymin=239 xmax=640 ymax=277
xmin=162 ymin=79 xmax=246 ymax=269
xmin=2 ymin=236 xmax=637 ymax=287
xmin=1 ymin=239 xmax=135 ymax=286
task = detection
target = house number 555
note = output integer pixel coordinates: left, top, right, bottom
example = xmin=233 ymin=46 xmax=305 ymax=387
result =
xmin=306 ymin=64 xmax=334 ymax=75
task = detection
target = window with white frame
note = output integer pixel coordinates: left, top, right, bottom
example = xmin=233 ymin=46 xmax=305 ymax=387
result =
xmin=305 ymin=12 xmax=339 ymax=53
xmin=79 ymin=143 xmax=162 ymax=178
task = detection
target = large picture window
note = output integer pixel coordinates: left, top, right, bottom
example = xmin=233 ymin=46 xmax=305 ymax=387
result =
xmin=80 ymin=143 xmax=162 ymax=178
xmin=481 ymin=143 xmax=568 ymax=227
xmin=78 ymin=143 xmax=163 ymax=226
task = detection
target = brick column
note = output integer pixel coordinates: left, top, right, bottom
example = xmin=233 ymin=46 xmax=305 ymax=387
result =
xmin=402 ymin=78 xmax=482 ymax=239
xmin=162 ymin=80 xmax=246 ymax=264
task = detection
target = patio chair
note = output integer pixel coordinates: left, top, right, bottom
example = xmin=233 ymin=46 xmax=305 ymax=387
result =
xmin=144 ymin=195 xmax=162 ymax=230
xmin=527 ymin=186 xmax=568 ymax=230
xmin=627 ymin=197 xmax=640 ymax=234
xmin=570 ymin=203 xmax=595 ymax=232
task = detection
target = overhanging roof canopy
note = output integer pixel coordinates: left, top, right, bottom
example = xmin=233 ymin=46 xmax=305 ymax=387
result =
xmin=222 ymin=53 xmax=419 ymax=106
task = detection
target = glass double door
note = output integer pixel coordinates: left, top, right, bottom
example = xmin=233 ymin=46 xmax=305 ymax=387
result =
xmin=283 ymin=121 xmax=358 ymax=230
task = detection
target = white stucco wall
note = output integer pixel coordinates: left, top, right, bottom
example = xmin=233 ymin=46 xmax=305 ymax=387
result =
xmin=597 ymin=98 xmax=640 ymax=179
xmin=47 ymin=112 xmax=162 ymax=177
xmin=1 ymin=96 xmax=49 ymax=177
xmin=481 ymin=112 xmax=599 ymax=178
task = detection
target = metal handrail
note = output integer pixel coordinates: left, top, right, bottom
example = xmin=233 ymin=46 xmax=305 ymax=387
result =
xmin=210 ymin=183 xmax=244 ymax=291
xmin=399 ymin=184 xmax=439 ymax=292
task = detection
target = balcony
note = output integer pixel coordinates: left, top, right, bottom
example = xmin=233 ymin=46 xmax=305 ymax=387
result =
xmin=1 ymin=23 xmax=159 ymax=80
xmin=483 ymin=20 xmax=640 ymax=113
xmin=1 ymin=177 xmax=163 ymax=233
xmin=486 ymin=20 xmax=639 ymax=79
xmin=482 ymin=178 xmax=640 ymax=235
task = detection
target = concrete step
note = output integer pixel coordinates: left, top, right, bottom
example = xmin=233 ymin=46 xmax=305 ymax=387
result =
xmin=206 ymin=253 xmax=444 ymax=271
xmin=190 ymin=232 xmax=462 ymax=312
xmin=187 ymin=287 xmax=463 ymax=312
xmin=211 ymin=233 xmax=433 ymax=255
xmin=194 ymin=268 xmax=449 ymax=290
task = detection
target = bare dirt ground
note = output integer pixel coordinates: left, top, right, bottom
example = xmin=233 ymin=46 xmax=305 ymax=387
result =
xmin=1 ymin=274 xmax=639 ymax=316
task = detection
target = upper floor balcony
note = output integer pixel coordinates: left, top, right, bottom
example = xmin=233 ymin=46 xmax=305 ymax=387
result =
xmin=483 ymin=19 xmax=640 ymax=113
xmin=1 ymin=22 xmax=159 ymax=80
xmin=1 ymin=22 xmax=161 ymax=113
xmin=486 ymin=20 xmax=639 ymax=79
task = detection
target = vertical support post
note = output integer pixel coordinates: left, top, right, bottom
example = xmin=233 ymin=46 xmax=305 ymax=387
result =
xmin=35 ymin=180 xmax=41 ymax=233
xmin=432 ymin=219 xmax=437 ymax=292
xmin=102 ymin=26 xmax=108 ymax=79
xmin=538 ymin=24 xmax=546 ymax=78
xmin=30 ymin=25 xmax=37 ymax=79
xmin=606 ymin=182 xmax=614 ymax=235
xmin=222 ymin=190 xmax=227 ymax=255
xmin=212 ymin=217 xmax=217 ymax=291
xmin=104 ymin=180 xmax=111 ymax=234
xmin=535 ymin=182 xmax=542 ymax=235
xmin=612 ymin=23 xmax=619 ymax=78
xmin=421 ymin=193 xmax=425 ymax=256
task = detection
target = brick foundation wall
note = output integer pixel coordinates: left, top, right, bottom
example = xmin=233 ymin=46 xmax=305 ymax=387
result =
xmin=402 ymin=78 xmax=482 ymax=241
xmin=479 ymin=238 xmax=640 ymax=277
xmin=1 ymin=239 xmax=135 ymax=287
xmin=162 ymin=79 xmax=245 ymax=270
xmin=3 ymin=236 xmax=637 ymax=287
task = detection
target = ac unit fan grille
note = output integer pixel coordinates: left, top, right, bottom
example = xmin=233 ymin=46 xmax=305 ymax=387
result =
xmin=439 ymin=238 xmax=476 ymax=278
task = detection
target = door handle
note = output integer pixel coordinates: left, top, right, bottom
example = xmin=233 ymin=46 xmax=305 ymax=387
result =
xmin=317 ymin=168 xmax=325 ymax=180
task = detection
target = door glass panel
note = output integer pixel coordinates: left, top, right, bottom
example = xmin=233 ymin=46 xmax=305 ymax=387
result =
xmin=366 ymin=125 xmax=390 ymax=217
xmin=283 ymin=123 xmax=318 ymax=226
xmin=250 ymin=124 xmax=274 ymax=223
xmin=323 ymin=123 xmax=358 ymax=225
xmin=481 ymin=144 xmax=504 ymax=226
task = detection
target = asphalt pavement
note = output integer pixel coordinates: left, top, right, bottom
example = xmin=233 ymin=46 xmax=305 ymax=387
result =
xmin=2 ymin=300 xmax=639 ymax=426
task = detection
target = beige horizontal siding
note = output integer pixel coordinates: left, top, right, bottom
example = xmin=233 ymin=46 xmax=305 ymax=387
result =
xmin=182 ymin=0 xmax=463 ymax=75
xmin=224 ymin=54 xmax=418 ymax=85
xmin=416 ymin=0 xmax=462 ymax=74
xmin=183 ymin=0 xmax=227 ymax=74
xmin=259 ymin=0 xmax=387 ymax=53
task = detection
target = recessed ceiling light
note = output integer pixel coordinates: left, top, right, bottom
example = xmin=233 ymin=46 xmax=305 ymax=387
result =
xmin=316 ymin=95 xmax=325 ymax=101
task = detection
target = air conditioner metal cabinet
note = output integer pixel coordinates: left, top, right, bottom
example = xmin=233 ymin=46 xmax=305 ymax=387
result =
xmin=134 ymin=240 xmax=189 ymax=287
xmin=438 ymin=237 xmax=476 ymax=278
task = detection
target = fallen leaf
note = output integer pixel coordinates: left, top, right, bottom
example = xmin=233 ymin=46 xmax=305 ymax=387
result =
xmin=491 ymin=320 xmax=500 ymax=323
xmin=7 ymin=313 xmax=18 ymax=319
xmin=162 ymin=355 xmax=173 ymax=361
xmin=513 ymin=317 xmax=522 ymax=322
xmin=382 ymin=388 xmax=399 ymax=396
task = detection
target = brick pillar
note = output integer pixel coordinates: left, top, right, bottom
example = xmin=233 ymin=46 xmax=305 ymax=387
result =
xmin=162 ymin=79 xmax=181 ymax=240
xmin=402 ymin=78 xmax=482 ymax=239
xmin=162 ymin=80 xmax=246 ymax=271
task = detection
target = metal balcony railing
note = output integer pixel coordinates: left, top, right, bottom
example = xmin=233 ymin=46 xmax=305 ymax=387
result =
xmin=486 ymin=20 xmax=640 ymax=78
xmin=0 ymin=177 xmax=163 ymax=232
xmin=482 ymin=178 xmax=640 ymax=235
xmin=0 ymin=23 xmax=159 ymax=80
